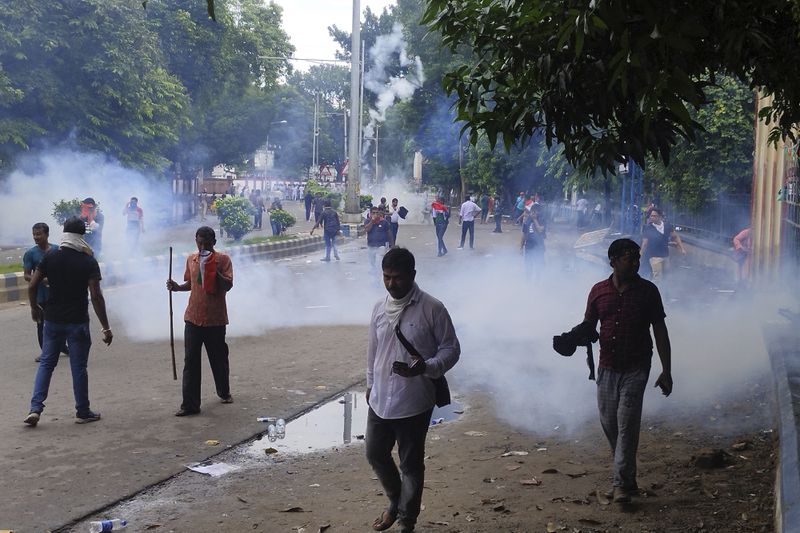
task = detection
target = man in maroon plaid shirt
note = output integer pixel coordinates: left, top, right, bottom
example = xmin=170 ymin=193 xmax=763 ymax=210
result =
xmin=584 ymin=238 xmax=673 ymax=503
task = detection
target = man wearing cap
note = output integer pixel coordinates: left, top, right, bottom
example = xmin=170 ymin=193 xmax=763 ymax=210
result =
xmin=24 ymin=217 xmax=113 ymax=427
xmin=583 ymin=238 xmax=673 ymax=503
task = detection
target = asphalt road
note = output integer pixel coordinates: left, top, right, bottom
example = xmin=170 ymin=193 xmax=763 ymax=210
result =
xmin=0 ymin=213 xmax=530 ymax=532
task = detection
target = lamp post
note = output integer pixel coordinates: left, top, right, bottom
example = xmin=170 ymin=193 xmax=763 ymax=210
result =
xmin=265 ymin=120 xmax=288 ymax=191
xmin=318 ymin=110 xmax=348 ymax=179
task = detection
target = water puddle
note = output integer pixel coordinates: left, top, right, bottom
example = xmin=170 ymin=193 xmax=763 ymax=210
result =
xmin=245 ymin=390 xmax=462 ymax=456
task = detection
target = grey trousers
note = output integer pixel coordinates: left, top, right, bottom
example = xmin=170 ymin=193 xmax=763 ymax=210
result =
xmin=366 ymin=407 xmax=433 ymax=528
xmin=596 ymin=366 xmax=650 ymax=491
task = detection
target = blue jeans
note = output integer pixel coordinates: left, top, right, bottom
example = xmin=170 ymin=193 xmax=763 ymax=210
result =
xmin=30 ymin=321 xmax=93 ymax=417
xmin=434 ymin=223 xmax=448 ymax=255
xmin=459 ymin=220 xmax=475 ymax=248
xmin=323 ymin=231 xmax=339 ymax=259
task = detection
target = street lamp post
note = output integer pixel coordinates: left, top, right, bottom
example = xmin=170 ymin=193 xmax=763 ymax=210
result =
xmin=265 ymin=120 xmax=288 ymax=191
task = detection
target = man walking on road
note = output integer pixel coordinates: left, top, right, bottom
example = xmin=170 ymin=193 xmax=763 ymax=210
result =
xmin=311 ymin=199 xmax=342 ymax=261
xmin=458 ymin=195 xmax=481 ymax=249
xmin=431 ymin=198 xmax=450 ymax=256
xmin=365 ymin=206 xmax=395 ymax=273
xmin=24 ymin=217 xmax=113 ymax=427
xmin=640 ymin=208 xmax=686 ymax=282
xmin=366 ymin=248 xmax=460 ymax=533
xmin=583 ymin=238 xmax=673 ymax=503
xmin=166 ymin=226 xmax=234 ymax=416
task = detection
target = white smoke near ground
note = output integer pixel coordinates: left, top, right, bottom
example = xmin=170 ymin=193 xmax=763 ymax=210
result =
xmin=0 ymin=147 xmax=172 ymax=261
xmin=2 ymin=152 xmax=779 ymax=441
xmin=107 ymin=211 xmax=779 ymax=439
xmin=361 ymin=23 xmax=424 ymax=181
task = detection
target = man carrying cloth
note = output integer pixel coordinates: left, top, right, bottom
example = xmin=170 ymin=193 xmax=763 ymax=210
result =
xmin=166 ymin=226 xmax=234 ymax=416
xmin=366 ymin=248 xmax=460 ymax=532
xmin=583 ymin=238 xmax=673 ymax=503
xmin=24 ymin=217 xmax=113 ymax=427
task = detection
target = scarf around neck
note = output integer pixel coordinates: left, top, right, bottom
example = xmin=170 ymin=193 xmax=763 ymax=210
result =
xmin=653 ymin=221 xmax=665 ymax=235
xmin=60 ymin=233 xmax=93 ymax=256
xmin=197 ymin=249 xmax=218 ymax=294
xmin=384 ymin=283 xmax=417 ymax=326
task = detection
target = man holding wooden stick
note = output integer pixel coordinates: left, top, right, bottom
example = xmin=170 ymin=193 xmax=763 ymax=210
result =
xmin=166 ymin=226 xmax=234 ymax=417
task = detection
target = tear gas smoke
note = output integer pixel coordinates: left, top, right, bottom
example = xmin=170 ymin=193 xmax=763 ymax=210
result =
xmin=361 ymin=23 xmax=424 ymax=183
xmin=0 ymin=147 xmax=172 ymax=261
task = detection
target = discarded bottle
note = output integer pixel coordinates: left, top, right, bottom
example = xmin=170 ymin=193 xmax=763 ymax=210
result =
xmin=430 ymin=418 xmax=444 ymax=426
xmin=89 ymin=519 xmax=128 ymax=532
xmin=276 ymin=418 xmax=286 ymax=439
xmin=267 ymin=424 xmax=277 ymax=442
xmin=257 ymin=417 xmax=276 ymax=423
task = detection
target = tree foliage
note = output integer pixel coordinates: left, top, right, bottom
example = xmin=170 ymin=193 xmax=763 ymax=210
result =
xmin=0 ymin=0 xmax=293 ymax=172
xmin=647 ymin=75 xmax=755 ymax=210
xmin=422 ymin=0 xmax=798 ymax=175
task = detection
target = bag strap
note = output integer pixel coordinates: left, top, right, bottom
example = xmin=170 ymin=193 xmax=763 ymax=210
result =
xmin=394 ymin=322 xmax=422 ymax=357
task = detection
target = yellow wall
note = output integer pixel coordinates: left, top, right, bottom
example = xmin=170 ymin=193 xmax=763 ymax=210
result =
xmin=751 ymin=94 xmax=791 ymax=279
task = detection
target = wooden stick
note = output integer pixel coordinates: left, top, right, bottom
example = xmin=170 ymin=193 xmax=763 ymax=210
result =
xmin=169 ymin=246 xmax=177 ymax=380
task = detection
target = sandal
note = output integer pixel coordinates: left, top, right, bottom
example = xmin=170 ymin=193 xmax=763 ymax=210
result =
xmin=372 ymin=510 xmax=397 ymax=531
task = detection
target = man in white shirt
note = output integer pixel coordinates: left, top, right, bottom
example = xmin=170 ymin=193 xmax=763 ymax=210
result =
xmin=366 ymin=248 xmax=460 ymax=533
xmin=458 ymin=195 xmax=481 ymax=249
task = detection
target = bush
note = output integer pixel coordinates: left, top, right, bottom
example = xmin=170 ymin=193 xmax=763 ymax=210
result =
xmin=359 ymin=194 xmax=373 ymax=209
xmin=305 ymin=179 xmax=341 ymax=209
xmin=52 ymin=199 xmax=82 ymax=225
xmin=215 ymin=196 xmax=253 ymax=241
xmin=268 ymin=208 xmax=296 ymax=234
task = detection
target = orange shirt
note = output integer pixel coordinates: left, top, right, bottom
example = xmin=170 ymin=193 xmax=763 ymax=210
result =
xmin=183 ymin=251 xmax=233 ymax=327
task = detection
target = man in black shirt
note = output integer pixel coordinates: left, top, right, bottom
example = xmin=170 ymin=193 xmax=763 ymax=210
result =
xmin=24 ymin=217 xmax=113 ymax=427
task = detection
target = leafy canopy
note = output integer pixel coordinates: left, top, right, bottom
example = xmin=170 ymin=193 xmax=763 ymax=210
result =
xmin=423 ymin=0 xmax=800 ymax=175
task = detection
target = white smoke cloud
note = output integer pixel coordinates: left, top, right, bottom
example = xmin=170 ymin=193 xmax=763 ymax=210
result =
xmin=0 ymin=147 xmax=173 ymax=261
xmin=361 ymin=23 xmax=425 ymax=172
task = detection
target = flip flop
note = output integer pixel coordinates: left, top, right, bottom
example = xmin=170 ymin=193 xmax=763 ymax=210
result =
xmin=372 ymin=510 xmax=397 ymax=531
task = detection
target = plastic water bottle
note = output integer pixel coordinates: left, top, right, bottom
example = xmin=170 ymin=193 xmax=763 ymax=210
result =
xmin=89 ymin=519 xmax=128 ymax=532
xmin=267 ymin=424 xmax=277 ymax=442
xmin=276 ymin=418 xmax=286 ymax=439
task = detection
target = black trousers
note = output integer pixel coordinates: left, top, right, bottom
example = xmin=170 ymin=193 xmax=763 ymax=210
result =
xmin=366 ymin=407 xmax=433 ymax=528
xmin=182 ymin=322 xmax=230 ymax=412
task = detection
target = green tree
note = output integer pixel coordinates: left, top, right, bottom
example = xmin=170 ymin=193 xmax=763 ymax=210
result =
xmin=0 ymin=0 xmax=190 ymax=169
xmin=647 ymin=76 xmax=755 ymax=210
xmin=422 ymin=0 xmax=800 ymax=175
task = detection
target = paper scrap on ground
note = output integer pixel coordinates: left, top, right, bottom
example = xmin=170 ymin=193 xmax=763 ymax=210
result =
xmin=186 ymin=460 xmax=240 ymax=477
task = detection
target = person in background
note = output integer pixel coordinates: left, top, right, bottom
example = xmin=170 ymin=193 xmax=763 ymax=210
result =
xmin=123 ymin=197 xmax=144 ymax=252
xmin=269 ymin=197 xmax=284 ymax=236
xmin=23 ymin=222 xmax=66 ymax=363
xmin=492 ymin=195 xmax=503 ymax=233
xmin=458 ymin=195 xmax=481 ymax=250
xmin=166 ymin=226 xmax=234 ymax=417
xmin=520 ymin=203 xmax=545 ymax=280
xmin=388 ymin=198 xmax=401 ymax=243
xmin=640 ymin=208 xmax=686 ymax=282
xmin=24 ymin=217 xmax=113 ymax=427
xmin=79 ymin=198 xmax=104 ymax=257
xmin=479 ymin=193 xmax=489 ymax=223
xmin=311 ymin=199 xmax=342 ymax=261
xmin=431 ymin=198 xmax=450 ymax=257
xmin=365 ymin=206 xmax=395 ymax=274
xmin=366 ymin=248 xmax=460 ymax=533
xmin=732 ymin=227 xmax=752 ymax=286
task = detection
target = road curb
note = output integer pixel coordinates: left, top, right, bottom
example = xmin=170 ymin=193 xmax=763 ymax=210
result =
xmin=764 ymin=324 xmax=800 ymax=533
xmin=0 ymin=235 xmax=325 ymax=302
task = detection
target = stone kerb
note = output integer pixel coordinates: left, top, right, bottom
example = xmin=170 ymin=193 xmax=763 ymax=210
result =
xmin=0 ymin=235 xmax=325 ymax=303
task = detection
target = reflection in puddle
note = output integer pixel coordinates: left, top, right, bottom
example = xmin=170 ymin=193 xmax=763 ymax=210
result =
xmin=246 ymin=390 xmax=462 ymax=456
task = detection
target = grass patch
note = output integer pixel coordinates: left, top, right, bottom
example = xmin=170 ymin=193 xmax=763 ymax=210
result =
xmin=0 ymin=263 xmax=23 ymax=274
